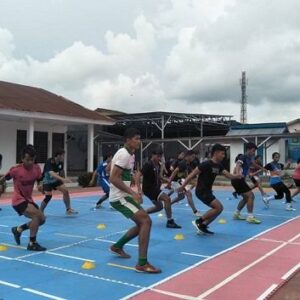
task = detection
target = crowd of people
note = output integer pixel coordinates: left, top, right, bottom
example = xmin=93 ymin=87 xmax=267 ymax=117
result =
xmin=0 ymin=127 xmax=299 ymax=273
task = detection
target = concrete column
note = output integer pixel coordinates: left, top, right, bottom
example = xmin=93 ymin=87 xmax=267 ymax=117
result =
xmin=87 ymin=124 xmax=94 ymax=172
xmin=27 ymin=119 xmax=34 ymax=145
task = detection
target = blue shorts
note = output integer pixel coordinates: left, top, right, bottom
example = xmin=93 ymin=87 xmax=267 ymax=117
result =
xmin=98 ymin=178 xmax=110 ymax=194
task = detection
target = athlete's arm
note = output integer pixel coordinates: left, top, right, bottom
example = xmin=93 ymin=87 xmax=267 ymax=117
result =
xmin=178 ymin=168 xmax=200 ymax=192
xmin=222 ymin=170 xmax=243 ymax=180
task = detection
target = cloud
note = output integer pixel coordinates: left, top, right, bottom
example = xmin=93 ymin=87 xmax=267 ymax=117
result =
xmin=0 ymin=1 xmax=300 ymax=123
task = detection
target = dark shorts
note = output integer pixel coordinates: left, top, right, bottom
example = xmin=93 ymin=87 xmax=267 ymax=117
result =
xmin=250 ymin=176 xmax=259 ymax=185
xmin=231 ymin=178 xmax=252 ymax=195
xmin=43 ymin=180 xmax=64 ymax=192
xmin=143 ymin=188 xmax=163 ymax=204
xmin=13 ymin=201 xmax=39 ymax=216
xmin=196 ymin=189 xmax=216 ymax=206
xmin=293 ymin=178 xmax=300 ymax=188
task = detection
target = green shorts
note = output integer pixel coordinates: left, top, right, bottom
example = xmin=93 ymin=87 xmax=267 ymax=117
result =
xmin=110 ymin=197 xmax=142 ymax=218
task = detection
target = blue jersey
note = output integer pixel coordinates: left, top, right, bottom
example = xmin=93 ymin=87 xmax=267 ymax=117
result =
xmin=96 ymin=161 xmax=109 ymax=185
xmin=237 ymin=155 xmax=253 ymax=177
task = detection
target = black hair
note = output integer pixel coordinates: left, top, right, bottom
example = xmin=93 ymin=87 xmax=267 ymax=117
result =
xmin=185 ymin=150 xmax=195 ymax=157
xmin=21 ymin=144 xmax=36 ymax=158
xmin=297 ymin=158 xmax=300 ymax=164
xmin=151 ymin=147 xmax=163 ymax=156
xmin=235 ymin=153 xmax=243 ymax=163
xmin=54 ymin=148 xmax=65 ymax=157
xmin=103 ymin=152 xmax=113 ymax=161
xmin=272 ymin=152 xmax=280 ymax=159
xmin=124 ymin=128 xmax=141 ymax=140
xmin=211 ymin=144 xmax=226 ymax=156
xmin=245 ymin=142 xmax=257 ymax=151
xmin=0 ymin=154 xmax=2 ymax=163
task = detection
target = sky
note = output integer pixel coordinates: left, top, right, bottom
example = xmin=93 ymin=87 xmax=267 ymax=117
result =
xmin=0 ymin=0 xmax=300 ymax=123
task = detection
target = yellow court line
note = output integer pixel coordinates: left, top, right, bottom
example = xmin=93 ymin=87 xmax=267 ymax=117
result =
xmin=107 ymin=263 xmax=136 ymax=271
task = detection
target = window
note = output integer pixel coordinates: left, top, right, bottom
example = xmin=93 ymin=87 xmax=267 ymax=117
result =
xmin=16 ymin=130 xmax=27 ymax=163
xmin=52 ymin=133 xmax=65 ymax=155
xmin=34 ymin=131 xmax=48 ymax=163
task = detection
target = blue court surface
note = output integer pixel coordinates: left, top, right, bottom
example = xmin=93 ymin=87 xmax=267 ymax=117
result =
xmin=0 ymin=189 xmax=298 ymax=300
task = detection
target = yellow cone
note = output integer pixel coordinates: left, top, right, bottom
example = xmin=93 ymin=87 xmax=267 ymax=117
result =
xmin=0 ymin=245 xmax=8 ymax=251
xmin=81 ymin=261 xmax=96 ymax=270
xmin=218 ymin=218 xmax=227 ymax=224
xmin=97 ymin=224 xmax=106 ymax=230
xmin=174 ymin=234 xmax=184 ymax=240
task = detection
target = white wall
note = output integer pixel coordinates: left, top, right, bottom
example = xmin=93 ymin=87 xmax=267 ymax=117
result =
xmin=0 ymin=119 xmax=66 ymax=174
xmin=288 ymin=122 xmax=300 ymax=133
xmin=230 ymin=141 xmax=244 ymax=172
xmin=266 ymin=139 xmax=287 ymax=163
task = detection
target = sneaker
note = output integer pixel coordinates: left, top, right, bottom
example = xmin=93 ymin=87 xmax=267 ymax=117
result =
xmin=262 ymin=196 xmax=270 ymax=208
xmin=95 ymin=204 xmax=103 ymax=209
xmin=232 ymin=192 xmax=238 ymax=199
xmin=27 ymin=242 xmax=47 ymax=251
xmin=166 ymin=219 xmax=182 ymax=229
xmin=110 ymin=245 xmax=131 ymax=258
xmin=11 ymin=227 xmax=21 ymax=245
xmin=246 ymin=216 xmax=261 ymax=224
xmin=66 ymin=208 xmax=79 ymax=216
xmin=286 ymin=204 xmax=296 ymax=211
xmin=193 ymin=211 xmax=202 ymax=217
xmin=233 ymin=212 xmax=246 ymax=220
xmin=135 ymin=263 xmax=161 ymax=274
xmin=192 ymin=220 xmax=214 ymax=235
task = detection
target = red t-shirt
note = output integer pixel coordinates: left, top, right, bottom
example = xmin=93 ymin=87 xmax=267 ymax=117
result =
xmin=293 ymin=164 xmax=300 ymax=180
xmin=6 ymin=164 xmax=42 ymax=206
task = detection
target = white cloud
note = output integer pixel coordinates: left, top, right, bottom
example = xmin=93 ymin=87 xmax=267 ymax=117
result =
xmin=1 ymin=1 xmax=300 ymax=123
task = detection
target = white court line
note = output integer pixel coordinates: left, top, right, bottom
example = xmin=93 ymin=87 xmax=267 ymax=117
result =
xmin=181 ymin=252 xmax=210 ymax=258
xmin=0 ymin=255 xmax=13 ymax=260
xmin=15 ymin=230 xmax=127 ymax=259
xmin=0 ymin=279 xmax=21 ymax=288
xmin=151 ymin=288 xmax=195 ymax=300
xmin=22 ymin=288 xmax=67 ymax=300
xmin=282 ymin=261 xmax=300 ymax=280
xmin=46 ymin=251 xmax=95 ymax=262
xmin=121 ymin=215 xmax=300 ymax=300
xmin=0 ymin=224 xmax=9 ymax=227
xmin=256 ymin=284 xmax=278 ymax=300
xmin=95 ymin=238 xmax=138 ymax=247
xmin=55 ymin=233 xmax=88 ymax=239
xmin=197 ymin=232 xmax=300 ymax=299
xmin=16 ymin=258 xmax=144 ymax=289
xmin=1 ymin=242 xmax=27 ymax=250
xmin=255 ymin=238 xmax=300 ymax=246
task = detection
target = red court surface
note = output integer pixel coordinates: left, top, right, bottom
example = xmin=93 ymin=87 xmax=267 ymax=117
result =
xmin=130 ymin=217 xmax=300 ymax=300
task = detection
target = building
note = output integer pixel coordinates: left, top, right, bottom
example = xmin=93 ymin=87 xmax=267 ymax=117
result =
xmin=0 ymin=81 xmax=114 ymax=174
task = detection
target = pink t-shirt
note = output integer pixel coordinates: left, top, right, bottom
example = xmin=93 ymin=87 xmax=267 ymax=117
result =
xmin=6 ymin=164 xmax=42 ymax=206
xmin=293 ymin=164 xmax=300 ymax=180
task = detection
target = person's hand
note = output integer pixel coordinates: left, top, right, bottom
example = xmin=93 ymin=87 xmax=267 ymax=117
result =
xmin=63 ymin=178 xmax=72 ymax=184
xmin=177 ymin=186 xmax=186 ymax=194
xmin=165 ymin=182 xmax=172 ymax=189
xmin=132 ymin=191 xmax=142 ymax=203
xmin=37 ymin=183 xmax=44 ymax=193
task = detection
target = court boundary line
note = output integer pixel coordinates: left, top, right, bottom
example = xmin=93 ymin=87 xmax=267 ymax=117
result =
xmin=121 ymin=215 xmax=300 ymax=300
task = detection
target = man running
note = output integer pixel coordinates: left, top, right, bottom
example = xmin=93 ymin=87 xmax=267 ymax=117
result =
xmin=0 ymin=145 xmax=46 ymax=251
xmin=89 ymin=153 xmax=113 ymax=209
xmin=40 ymin=149 xmax=78 ymax=215
xmin=264 ymin=152 xmax=295 ymax=211
xmin=167 ymin=150 xmax=201 ymax=217
xmin=178 ymin=144 xmax=242 ymax=234
xmin=137 ymin=148 xmax=181 ymax=229
xmin=231 ymin=142 xmax=262 ymax=224
xmin=109 ymin=128 xmax=161 ymax=273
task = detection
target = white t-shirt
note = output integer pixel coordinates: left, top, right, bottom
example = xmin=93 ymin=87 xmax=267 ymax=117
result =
xmin=109 ymin=147 xmax=135 ymax=202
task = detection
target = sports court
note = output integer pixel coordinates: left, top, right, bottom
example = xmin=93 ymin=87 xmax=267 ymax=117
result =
xmin=0 ymin=188 xmax=299 ymax=300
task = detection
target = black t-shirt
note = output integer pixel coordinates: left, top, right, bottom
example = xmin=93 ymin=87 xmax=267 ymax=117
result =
xmin=42 ymin=158 xmax=64 ymax=184
xmin=175 ymin=160 xmax=193 ymax=180
xmin=264 ymin=162 xmax=284 ymax=172
xmin=141 ymin=161 xmax=161 ymax=192
xmin=191 ymin=157 xmax=200 ymax=170
xmin=196 ymin=160 xmax=224 ymax=193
